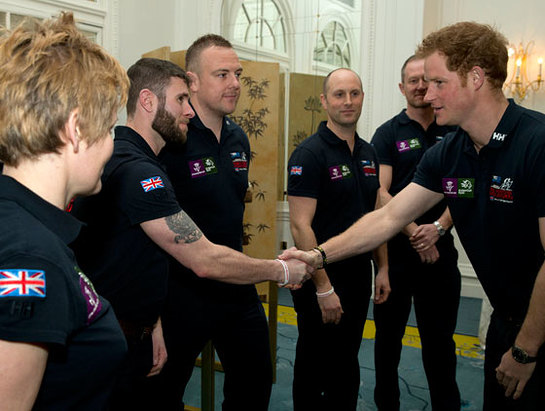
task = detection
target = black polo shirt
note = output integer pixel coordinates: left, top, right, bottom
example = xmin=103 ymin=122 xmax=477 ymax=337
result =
xmin=414 ymin=100 xmax=545 ymax=318
xmin=71 ymin=126 xmax=181 ymax=325
xmin=0 ymin=175 xmax=126 ymax=409
xmin=371 ymin=110 xmax=457 ymax=263
xmin=160 ymin=111 xmax=256 ymax=302
xmin=288 ymin=121 xmax=379 ymax=288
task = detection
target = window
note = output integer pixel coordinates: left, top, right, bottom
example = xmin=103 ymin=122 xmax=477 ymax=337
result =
xmin=0 ymin=12 xmax=43 ymax=29
xmin=233 ymin=0 xmax=286 ymax=53
xmin=313 ymin=20 xmax=351 ymax=67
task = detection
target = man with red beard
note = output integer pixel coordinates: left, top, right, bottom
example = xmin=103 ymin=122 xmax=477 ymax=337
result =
xmin=71 ymin=58 xmax=312 ymax=409
xmin=370 ymin=55 xmax=461 ymax=410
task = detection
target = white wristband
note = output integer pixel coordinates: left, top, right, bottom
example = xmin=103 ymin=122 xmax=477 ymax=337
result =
xmin=316 ymin=287 xmax=335 ymax=298
xmin=275 ymin=259 xmax=289 ymax=286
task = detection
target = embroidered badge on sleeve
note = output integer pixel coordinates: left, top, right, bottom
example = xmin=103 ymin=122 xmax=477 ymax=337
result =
xmin=0 ymin=269 xmax=46 ymax=298
xmin=290 ymin=165 xmax=302 ymax=175
xmin=140 ymin=176 xmax=164 ymax=192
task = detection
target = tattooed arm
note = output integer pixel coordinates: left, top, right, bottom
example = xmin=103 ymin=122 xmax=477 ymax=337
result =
xmin=140 ymin=210 xmax=313 ymax=285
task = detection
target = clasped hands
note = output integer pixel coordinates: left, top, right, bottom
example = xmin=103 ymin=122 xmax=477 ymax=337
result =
xmin=410 ymin=223 xmax=440 ymax=264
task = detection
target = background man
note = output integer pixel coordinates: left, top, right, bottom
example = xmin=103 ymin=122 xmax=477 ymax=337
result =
xmin=156 ymin=34 xmax=273 ymax=410
xmin=283 ymin=22 xmax=545 ymax=411
xmin=370 ymin=55 xmax=461 ymax=410
xmin=287 ymin=68 xmax=390 ymax=410
xmin=71 ymin=57 xmax=310 ymax=409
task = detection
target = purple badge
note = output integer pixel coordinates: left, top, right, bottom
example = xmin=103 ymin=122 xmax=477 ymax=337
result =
xmin=78 ymin=274 xmax=102 ymax=324
xmin=396 ymin=140 xmax=411 ymax=153
xmin=442 ymin=178 xmax=458 ymax=198
xmin=189 ymin=160 xmax=206 ymax=178
xmin=329 ymin=166 xmax=343 ymax=180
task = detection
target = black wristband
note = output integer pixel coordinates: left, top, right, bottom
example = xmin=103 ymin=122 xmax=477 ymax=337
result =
xmin=313 ymin=246 xmax=328 ymax=269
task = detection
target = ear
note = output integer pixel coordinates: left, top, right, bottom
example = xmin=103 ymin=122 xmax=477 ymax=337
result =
xmin=187 ymin=71 xmax=199 ymax=93
xmin=470 ymin=66 xmax=485 ymax=90
xmin=398 ymin=82 xmax=406 ymax=96
xmin=62 ymin=109 xmax=80 ymax=153
xmin=320 ymin=93 xmax=327 ymax=110
xmin=139 ymin=89 xmax=156 ymax=113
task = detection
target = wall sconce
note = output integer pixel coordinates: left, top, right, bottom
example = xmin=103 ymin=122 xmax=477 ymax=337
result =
xmin=503 ymin=41 xmax=543 ymax=103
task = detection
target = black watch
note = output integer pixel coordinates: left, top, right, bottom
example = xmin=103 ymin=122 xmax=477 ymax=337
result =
xmin=511 ymin=345 xmax=537 ymax=364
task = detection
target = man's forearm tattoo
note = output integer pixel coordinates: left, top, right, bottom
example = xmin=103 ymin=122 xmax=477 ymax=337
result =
xmin=165 ymin=211 xmax=203 ymax=244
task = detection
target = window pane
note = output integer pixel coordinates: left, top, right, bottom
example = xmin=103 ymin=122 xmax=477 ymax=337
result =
xmin=313 ymin=21 xmax=351 ymax=67
xmin=233 ymin=0 xmax=286 ymax=53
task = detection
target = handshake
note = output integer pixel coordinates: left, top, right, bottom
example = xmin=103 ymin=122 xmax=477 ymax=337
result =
xmin=274 ymin=247 xmax=325 ymax=288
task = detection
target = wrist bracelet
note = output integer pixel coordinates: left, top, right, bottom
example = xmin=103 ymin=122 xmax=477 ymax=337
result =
xmin=313 ymin=246 xmax=328 ymax=269
xmin=316 ymin=287 xmax=335 ymax=298
xmin=275 ymin=259 xmax=289 ymax=286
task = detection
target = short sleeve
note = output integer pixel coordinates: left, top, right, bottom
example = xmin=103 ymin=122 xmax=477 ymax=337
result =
xmin=287 ymin=146 xmax=323 ymax=199
xmin=370 ymin=124 xmax=395 ymax=166
xmin=112 ymin=161 xmax=181 ymax=225
xmin=0 ymin=256 xmax=73 ymax=346
xmin=412 ymin=143 xmax=445 ymax=194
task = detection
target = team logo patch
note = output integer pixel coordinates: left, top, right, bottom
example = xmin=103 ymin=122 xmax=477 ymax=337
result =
xmin=361 ymin=160 xmax=377 ymax=176
xmin=140 ymin=176 xmax=164 ymax=192
xmin=0 ymin=269 xmax=46 ymax=298
xmin=290 ymin=165 xmax=303 ymax=176
xmin=189 ymin=157 xmax=218 ymax=178
xmin=75 ymin=267 xmax=102 ymax=324
xmin=329 ymin=164 xmax=352 ymax=181
xmin=442 ymin=178 xmax=475 ymax=198
xmin=230 ymin=152 xmax=248 ymax=172
xmin=396 ymin=138 xmax=422 ymax=153
xmin=489 ymin=175 xmax=514 ymax=203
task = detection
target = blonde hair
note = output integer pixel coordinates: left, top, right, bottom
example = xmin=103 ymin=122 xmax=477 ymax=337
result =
xmin=0 ymin=12 xmax=129 ymax=166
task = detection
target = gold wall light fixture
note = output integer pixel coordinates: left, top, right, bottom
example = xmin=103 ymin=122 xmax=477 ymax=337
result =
xmin=503 ymin=41 xmax=543 ymax=103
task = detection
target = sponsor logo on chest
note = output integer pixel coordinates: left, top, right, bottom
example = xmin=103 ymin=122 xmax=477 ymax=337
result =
xmin=442 ymin=178 xmax=475 ymax=198
xmin=189 ymin=157 xmax=218 ymax=178
xmin=489 ymin=175 xmax=514 ymax=203
xmin=329 ymin=164 xmax=352 ymax=181
xmin=396 ymin=138 xmax=422 ymax=153
xmin=230 ymin=152 xmax=248 ymax=172
xmin=361 ymin=160 xmax=377 ymax=176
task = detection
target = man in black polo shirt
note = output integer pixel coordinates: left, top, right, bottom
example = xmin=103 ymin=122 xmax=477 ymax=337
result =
xmin=287 ymin=68 xmax=390 ymax=410
xmin=71 ymin=58 xmax=311 ymax=409
xmin=282 ymin=22 xmax=545 ymax=410
xmin=370 ymin=55 xmax=461 ymax=410
xmin=156 ymin=35 xmax=272 ymax=410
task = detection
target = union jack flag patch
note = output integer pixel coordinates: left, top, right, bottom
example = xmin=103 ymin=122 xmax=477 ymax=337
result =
xmin=140 ymin=176 xmax=164 ymax=192
xmin=290 ymin=166 xmax=303 ymax=176
xmin=0 ymin=269 xmax=46 ymax=298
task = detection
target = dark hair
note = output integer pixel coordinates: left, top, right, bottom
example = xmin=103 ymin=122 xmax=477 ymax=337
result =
xmin=126 ymin=58 xmax=190 ymax=117
xmin=185 ymin=34 xmax=233 ymax=73
xmin=416 ymin=21 xmax=508 ymax=89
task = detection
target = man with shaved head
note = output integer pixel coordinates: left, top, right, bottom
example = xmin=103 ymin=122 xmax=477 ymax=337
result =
xmin=287 ymin=68 xmax=390 ymax=409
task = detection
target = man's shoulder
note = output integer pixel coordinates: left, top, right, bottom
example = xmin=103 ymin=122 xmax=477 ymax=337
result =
xmin=371 ymin=112 xmax=406 ymax=142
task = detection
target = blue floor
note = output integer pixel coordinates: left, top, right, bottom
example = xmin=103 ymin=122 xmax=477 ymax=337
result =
xmin=184 ymin=290 xmax=485 ymax=410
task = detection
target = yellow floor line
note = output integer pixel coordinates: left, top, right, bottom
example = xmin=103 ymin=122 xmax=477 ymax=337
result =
xmin=264 ymin=303 xmax=484 ymax=360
